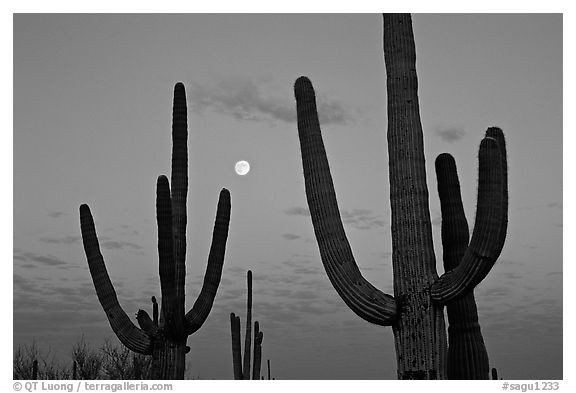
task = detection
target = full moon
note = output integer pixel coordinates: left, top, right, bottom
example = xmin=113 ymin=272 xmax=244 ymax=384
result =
xmin=234 ymin=160 xmax=250 ymax=176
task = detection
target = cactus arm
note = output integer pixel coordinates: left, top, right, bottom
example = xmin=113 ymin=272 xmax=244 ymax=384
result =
xmin=171 ymin=82 xmax=188 ymax=315
xmin=294 ymin=76 xmax=397 ymax=326
xmin=185 ymin=188 xmax=231 ymax=334
xmin=252 ymin=321 xmax=263 ymax=380
xmin=230 ymin=313 xmax=243 ymax=379
xmin=156 ymin=175 xmax=183 ymax=334
xmin=151 ymin=296 xmax=159 ymax=326
xmin=485 ymin=127 xmax=508 ymax=254
xmin=243 ymin=271 xmax=252 ymax=379
xmin=136 ymin=309 xmax=159 ymax=336
xmin=79 ymin=204 xmax=152 ymax=354
xmin=435 ymin=153 xmax=489 ymax=379
xmin=431 ymin=134 xmax=507 ymax=304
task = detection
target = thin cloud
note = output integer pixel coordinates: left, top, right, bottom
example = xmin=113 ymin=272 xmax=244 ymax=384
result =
xmin=39 ymin=235 xmax=82 ymax=245
xmin=282 ymin=258 xmax=322 ymax=276
xmin=14 ymin=250 xmax=67 ymax=267
xmin=477 ymin=286 xmax=512 ymax=299
xmin=340 ymin=209 xmax=386 ymax=230
xmin=285 ymin=206 xmax=386 ymax=230
xmin=282 ymin=233 xmax=301 ymax=240
xmin=284 ymin=206 xmax=310 ymax=216
xmin=546 ymin=271 xmax=562 ymax=277
xmin=47 ymin=211 xmax=66 ymax=218
xmin=188 ymin=78 xmax=352 ymax=126
xmin=436 ymin=127 xmax=466 ymax=142
xmin=99 ymin=240 xmax=143 ymax=251
xmin=546 ymin=202 xmax=562 ymax=209
xmin=39 ymin=235 xmax=143 ymax=252
xmin=501 ymin=272 xmax=523 ymax=280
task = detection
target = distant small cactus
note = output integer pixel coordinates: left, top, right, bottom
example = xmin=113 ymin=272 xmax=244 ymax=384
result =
xmin=230 ymin=271 xmax=265 ymax=380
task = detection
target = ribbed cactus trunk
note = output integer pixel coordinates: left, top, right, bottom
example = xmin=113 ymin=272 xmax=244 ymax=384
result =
xmin=384 ymin=13 xmax=446 ymax=379
xmin=80 ymin=82 xmax=231 ymax=380
xmin=150 ymin=340 xmax=187 ymax=379
xmin=293 ymin=13 xmax=507 ymax=380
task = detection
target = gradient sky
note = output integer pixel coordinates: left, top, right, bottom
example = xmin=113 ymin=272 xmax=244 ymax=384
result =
xmin=13 ymin=14 xmax=562 ymax=379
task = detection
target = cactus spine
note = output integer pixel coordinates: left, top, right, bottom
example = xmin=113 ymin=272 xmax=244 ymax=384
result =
xmin=79 ymin=82 xmax=232 ymax=379
xmin=293 ymin=14 xmax=507 ymax=379
xmin=229 ymin=270 xmax=264 ymax=380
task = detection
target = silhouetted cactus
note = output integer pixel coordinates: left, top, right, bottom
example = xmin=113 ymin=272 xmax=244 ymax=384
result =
xmin=229 ymin=270 xmax=264 ymax=380
xmin=252 ymin=321 xmax=264 ymax=380
xmin=79 ymin=82 xmax=231 ymax=379
xmin=293 ymin=14 xmax=507 ymax=379
xmin=32 ymin=359 xmax=38 ymax=380
xmin=151 ymin=296 xmax=159 ymax=326
xmin=491 ymin=367 xmax=498 ymax=380
xmin=436 ymin=133 xmax=506 ymax=379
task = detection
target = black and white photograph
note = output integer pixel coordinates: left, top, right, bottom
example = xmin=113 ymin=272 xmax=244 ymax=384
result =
xmin=12 ymin=10 xmax=563 ymax=382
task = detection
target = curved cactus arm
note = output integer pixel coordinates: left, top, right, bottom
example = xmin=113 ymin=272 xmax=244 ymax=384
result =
xmin=185 ymin=189 xmax=231 ymax=334
xmin=294 ymin=76 xmax=397 ymax=326
xmin=156 ymin=175 xmax=183 ymax=334
xmin=431 ymin=133 xmax=507 ymax=304
xmin=485 ymin=127 xmax=508 ymax=254
xmin=230 ymin=313 xmax=243 ymax=379
xmin=171 ymin=82 xmax=188 ymax=315
xmin=79 ymin=204 xmax=152 ymax=354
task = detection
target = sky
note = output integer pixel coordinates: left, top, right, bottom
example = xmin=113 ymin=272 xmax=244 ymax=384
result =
xmin=13 ymin=13 xmax=562 ymax=379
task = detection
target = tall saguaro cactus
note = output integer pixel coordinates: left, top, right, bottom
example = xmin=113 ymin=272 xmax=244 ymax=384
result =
xmin=79 ymin=82 xmax=232 ymax=379
xmin=230 ymin=270 xmax=265 ymax=380
xmin=293 ymin=14 xmax=507 ymax=379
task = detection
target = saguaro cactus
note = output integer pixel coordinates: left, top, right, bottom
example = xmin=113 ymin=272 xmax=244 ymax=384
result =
xmin=79 ymin=82 xmax=232 ymax=379
xmin=230 ymin=270 xmax=264 ymax=380
xmin=293 ymin=14 xmax=507 ymax=379
xmin=32 ymin=359 xmax=38 ymax=380
xmin=491 ymin=367 xmax=499 ymax=380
